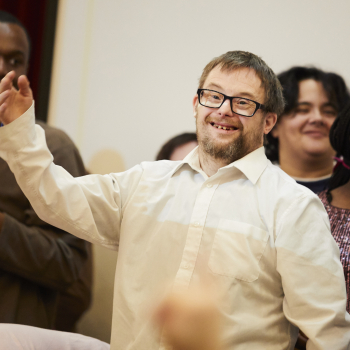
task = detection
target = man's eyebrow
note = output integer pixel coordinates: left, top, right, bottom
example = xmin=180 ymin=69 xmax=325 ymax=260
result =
xmin=205 ymin=83 xmax=257 ymax=99
xmin=206 ymin=83 xmax=224 ymax=91
xmin=3 ymin=50 xmax=26 ymax=57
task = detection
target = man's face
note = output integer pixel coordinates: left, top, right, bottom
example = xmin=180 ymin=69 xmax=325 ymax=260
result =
xmin=272 ymin=79 xmax=337 ymax=161
xmin=193 ymin=66 xmax=276 ymax=164
xmin=0 ymin=22 xmax=29 ymax=89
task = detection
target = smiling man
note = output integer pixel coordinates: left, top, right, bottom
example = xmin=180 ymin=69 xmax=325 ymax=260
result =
xmin=0 ymin=51 xmax=349 ymax=350
xmin=194 ymin=64 xmax=277 ymax=175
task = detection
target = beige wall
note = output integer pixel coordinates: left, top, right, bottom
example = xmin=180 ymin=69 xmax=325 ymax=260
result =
xmin=48 ymin=0 xmax=350 ymax=342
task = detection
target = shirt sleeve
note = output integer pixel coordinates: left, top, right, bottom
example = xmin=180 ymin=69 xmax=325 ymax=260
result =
xmin=0 ymin=103 xmax=143 ymax=250
xmin=275 ymin=193 xmax=350 ymax=350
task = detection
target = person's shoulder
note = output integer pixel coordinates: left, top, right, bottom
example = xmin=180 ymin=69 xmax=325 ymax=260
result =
xmin=317 ymin=190 xmax=329 ymax=207
xmin=262 ymin=163 xmax=328 ymax=231
xmin=140 ymin=159 xmax=183 ymax=177
xmin=36 ymin=121 xmax=77 ymax=153
xmin=110 ymin=160 xmax=180 ymax=189
xmin=263 ymin=162 xmax=317 ymax=200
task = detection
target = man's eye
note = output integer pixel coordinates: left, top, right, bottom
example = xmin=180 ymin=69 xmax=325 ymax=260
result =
xmin=9 ymin=58 xmax=22 ymax=66
xmin=238 ymin=100 xmax=248 ymax=105
xmin=205 ymin=93 xmax=222 ymax=102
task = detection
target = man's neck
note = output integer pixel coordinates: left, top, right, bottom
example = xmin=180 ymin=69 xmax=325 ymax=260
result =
xmin=279 ymin=153 xmax=334 ymax=179
xmin=198 ymin=149 xmax=229 ymax=177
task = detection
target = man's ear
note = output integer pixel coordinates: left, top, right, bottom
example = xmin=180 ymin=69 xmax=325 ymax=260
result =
xmin=193 ymin=95 xmax=198 ymax=118
xmin=264 ymin=113 xmax=277 ymax=135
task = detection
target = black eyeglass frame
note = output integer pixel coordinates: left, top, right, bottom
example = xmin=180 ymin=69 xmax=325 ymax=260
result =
xmin=197 ymin=89 xmax=265 ymax=117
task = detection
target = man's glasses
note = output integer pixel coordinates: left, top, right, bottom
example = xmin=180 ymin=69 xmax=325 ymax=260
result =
xmin=197 ymin=89 xmax=265 ymax=117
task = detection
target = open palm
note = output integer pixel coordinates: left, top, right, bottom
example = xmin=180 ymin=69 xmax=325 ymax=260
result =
xmin=0 ymin=71 xmax=33 ymax=125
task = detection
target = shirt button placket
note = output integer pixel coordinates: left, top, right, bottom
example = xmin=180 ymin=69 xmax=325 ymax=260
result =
xmin=173 ymin=181 xmax=217 ymax=290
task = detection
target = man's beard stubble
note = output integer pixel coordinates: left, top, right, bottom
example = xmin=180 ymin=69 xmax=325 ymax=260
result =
xmin=196 ymin=113 xmax=264 ymax=165
xmin=200 ymin=131 xmax=246 ymax=164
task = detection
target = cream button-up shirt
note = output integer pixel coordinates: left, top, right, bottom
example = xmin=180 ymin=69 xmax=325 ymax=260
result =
xmin=0 ymin=104 xmax=349 ymax=350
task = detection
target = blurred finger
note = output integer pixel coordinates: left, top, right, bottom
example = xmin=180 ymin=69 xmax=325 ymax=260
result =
xmin=0 ymin=90 xmax=10 ymax=106
xmin=0 ymin=102 xmax=8 ymax=115
xmin=0 ymin=71 xmax=15 ymax=94
xmin=17 ymin=75 xmax=31 ymax=98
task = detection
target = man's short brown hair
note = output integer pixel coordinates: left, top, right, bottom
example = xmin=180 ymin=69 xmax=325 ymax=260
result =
xmin=198 ymin=51 xmax=285 ymax=116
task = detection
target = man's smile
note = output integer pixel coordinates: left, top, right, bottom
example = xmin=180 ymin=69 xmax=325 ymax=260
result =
xmin=209 ymin=121 xmax=240 ymax=133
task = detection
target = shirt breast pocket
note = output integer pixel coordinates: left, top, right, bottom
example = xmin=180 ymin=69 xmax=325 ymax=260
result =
xmin=208 ymin=219 xmax=269 ymax=282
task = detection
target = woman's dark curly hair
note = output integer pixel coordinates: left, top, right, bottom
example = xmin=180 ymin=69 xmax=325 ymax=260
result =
xmin=326 ymin=101 xmax=350 ymax=202
xmin=264 ymin=67 xmax=350 ymax=162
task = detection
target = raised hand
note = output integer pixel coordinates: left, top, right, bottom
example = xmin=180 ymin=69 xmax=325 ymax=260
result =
xmin=0 ymin=71 xmax=33 ymax=125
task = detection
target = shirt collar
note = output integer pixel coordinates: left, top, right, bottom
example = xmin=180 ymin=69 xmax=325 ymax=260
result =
xmin=221 ymin=146 xmax=268 ymax=184
xmin=169 ymin=146 xmax=204 ymax=177
xmin=171 ymin=146 xmax=268 ymax=184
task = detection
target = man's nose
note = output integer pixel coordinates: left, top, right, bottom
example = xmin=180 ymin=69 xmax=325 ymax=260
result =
xmin=217 ymin=99 xmax=233 ymax=117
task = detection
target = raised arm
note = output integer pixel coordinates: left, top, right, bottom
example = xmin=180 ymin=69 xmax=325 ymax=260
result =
xmin=0 ymin=72 xmax=143 ymax=250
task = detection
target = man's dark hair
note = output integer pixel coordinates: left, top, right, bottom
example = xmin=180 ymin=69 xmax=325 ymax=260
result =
xmin=156 ymin=133 xmax=197 ymax=160
xmin=198 ymin=51 xmax=285 ymax=117
xmin=326 ymin=101 xmax=350 ymax=201
xmin=0 ymin=10 xmax=31 ymax=57
xmin=265 ymin=66 xmax=350 ymax=162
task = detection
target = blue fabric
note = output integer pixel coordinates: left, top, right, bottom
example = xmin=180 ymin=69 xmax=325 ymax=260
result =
xmin=296 ymin=177 xmax=330 ymax=194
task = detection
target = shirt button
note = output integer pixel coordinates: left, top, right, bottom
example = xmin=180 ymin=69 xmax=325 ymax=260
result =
xmin=193 ymin=222 xmax=200 ymax=227
xmin=207 ymin=183 xmax=212 ymax=188
xmin=184 ymin=264 xmax=189 ymax=269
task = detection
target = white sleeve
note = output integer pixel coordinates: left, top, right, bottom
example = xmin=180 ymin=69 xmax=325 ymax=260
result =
xmin=0 ymin=324 xmax=110 ymax=350
xmin=0 ymin=103 xmax=143 ymax=250
xmin=276 ymin=193 xmax=350 ymax=350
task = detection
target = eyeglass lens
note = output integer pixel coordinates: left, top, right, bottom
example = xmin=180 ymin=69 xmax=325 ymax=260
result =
xmin=199 ymin=90 xmax=257 ymax=116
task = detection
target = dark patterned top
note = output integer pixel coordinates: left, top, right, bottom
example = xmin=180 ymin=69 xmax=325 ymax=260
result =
xmin=319 ymin=190 xmax=350 ymax=312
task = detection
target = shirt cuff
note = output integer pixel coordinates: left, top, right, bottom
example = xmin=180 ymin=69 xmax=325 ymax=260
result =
xmin=0 ymin=101 xmax=36 ymax=151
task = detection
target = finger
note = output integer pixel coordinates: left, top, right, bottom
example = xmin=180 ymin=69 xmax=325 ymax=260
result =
xmin=0 ymin=90 xmax=10 ymax=106
xmin=0 ymin=101 xmax=8 ymax=116
xmin=17 ymin=75 xmax=32 ymax=98
xmin=0 ymin=71 xmax=15 ymax=94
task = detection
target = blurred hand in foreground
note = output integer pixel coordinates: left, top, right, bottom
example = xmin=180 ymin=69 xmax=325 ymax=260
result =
xmin=153 ymin=286 xmax=222 ymax=350
xmin=0 ymin=71 xmax=32 ymax=125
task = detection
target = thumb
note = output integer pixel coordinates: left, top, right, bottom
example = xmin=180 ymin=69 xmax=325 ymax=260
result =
xmin=17 ymin=75 xmax=32 ymax=98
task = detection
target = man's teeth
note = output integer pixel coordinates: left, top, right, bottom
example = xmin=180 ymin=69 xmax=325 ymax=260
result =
xmin=212 ymin=124 xmax=235 ymax=130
